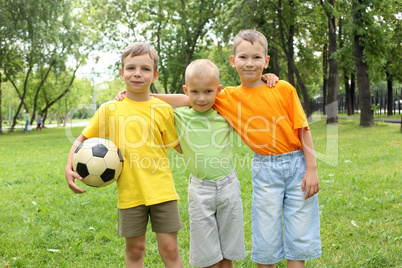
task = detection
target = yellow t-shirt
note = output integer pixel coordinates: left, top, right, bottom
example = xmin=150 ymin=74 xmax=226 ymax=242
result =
xmin=82 ymin=97 xmax=180 ymax=209
xmin=214 ymin=80 xmax=308 ymax=155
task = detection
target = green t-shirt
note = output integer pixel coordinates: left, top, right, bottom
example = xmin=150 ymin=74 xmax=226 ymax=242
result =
xmin=174 ymin=107 xmax=234 ymax=181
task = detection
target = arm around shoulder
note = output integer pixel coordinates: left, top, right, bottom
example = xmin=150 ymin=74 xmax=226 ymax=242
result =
xmin=150 ymin=93 xmax=191 ymax=108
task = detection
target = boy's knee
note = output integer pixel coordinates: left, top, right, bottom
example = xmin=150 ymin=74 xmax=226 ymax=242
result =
xmin=158 ymin=242 xmax=179 ymax=258
xmin=126 ymin=243 xmax=146 ymax=261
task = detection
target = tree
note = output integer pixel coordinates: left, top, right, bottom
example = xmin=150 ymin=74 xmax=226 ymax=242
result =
xmin=1 ymin=0 xmax=99 ymax=130
xmin=352 ymin=0 xmax=374 ymax=126
xmin=321 ymin=0 xmax=339 ymax=124
xmin=277 ymin=0 xmax=312 ymax=118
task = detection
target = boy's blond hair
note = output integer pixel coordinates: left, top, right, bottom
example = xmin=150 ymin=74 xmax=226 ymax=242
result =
xmin=121 ymin=42 xmax=159 ymax=72
xmin=232 ymin=30 xmax=268 ymax=56
xmin=185 ymin=59 xmax=220 ymax=83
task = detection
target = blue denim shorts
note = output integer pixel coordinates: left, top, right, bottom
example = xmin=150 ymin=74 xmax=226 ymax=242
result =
xmin=251 ymin=150 xmax=321 ymax=264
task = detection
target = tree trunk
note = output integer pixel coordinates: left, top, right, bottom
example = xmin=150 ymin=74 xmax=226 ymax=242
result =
xmin=323 ymin=43 xmax=328 ymax=115
xmin=353 ymin=2 xmax=373 ymax=127
xmin=0 ymin=71 xmax=2 ymax=134
xmin=350 ymin=74 xmax=356 ymax=114
xmin=386 ymin=71 xmax=393 ymax=116
xmin=344 ymin=74 xmax=353 ymax=115
xmin=287 ymin=0 xmax=296 ymax=86
xmin=31 ymin=65 xmax=53 ymax=125
xmin=354 ymin=40 xmax=373 ymax=127
xmin=324 ymin=0 xmax=339 ymax=124
xmin=272 ymin=20 xmax=280 ymax=77
xmin=12 ymin=67 xmax=32 ymax=129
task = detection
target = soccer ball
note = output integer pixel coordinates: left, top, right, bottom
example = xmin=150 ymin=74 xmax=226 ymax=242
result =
xmin=73 ymin=138 xmax=124 ymax=187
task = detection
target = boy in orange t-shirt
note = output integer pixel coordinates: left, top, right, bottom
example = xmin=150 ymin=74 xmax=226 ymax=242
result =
xmin=213 ymin=30 xmax=321 ymax=268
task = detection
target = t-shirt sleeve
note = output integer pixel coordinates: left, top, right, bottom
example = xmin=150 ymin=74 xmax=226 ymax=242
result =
xmin=160 ymin=106 xmax=180 ymax=149
xmin=286 ymin=84 xmax=309 ymax=130
xmin=82 ymin=103 xmax=109 ymax=138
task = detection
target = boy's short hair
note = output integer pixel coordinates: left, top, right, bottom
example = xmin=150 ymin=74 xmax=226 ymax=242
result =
xmin=232 ymin=30 xmax=268 ymax=56
xmin=121 ymin=42 xmax=159 ymax=72
xmin=185 ymin=59 xmax=220 ymax=83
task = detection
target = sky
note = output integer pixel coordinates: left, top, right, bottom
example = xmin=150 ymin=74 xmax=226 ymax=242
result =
xmin=75 ymin=50 xmax=121 ymax=84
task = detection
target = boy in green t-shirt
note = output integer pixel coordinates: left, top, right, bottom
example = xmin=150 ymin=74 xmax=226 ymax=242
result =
xmin=65 ymin=42 xmax=183 ymax=267
xmin=174 ymin=59 xmax=245 ymax=267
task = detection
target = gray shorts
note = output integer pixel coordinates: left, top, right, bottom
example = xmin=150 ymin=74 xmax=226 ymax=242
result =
xmin=117 ymin=200 xmax=182 ymax=237
xmin=188 ymin=170 xmax=246 ymax=267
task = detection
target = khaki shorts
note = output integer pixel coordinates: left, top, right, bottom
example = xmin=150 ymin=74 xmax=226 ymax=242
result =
xmin=117 ymin=200 xmax=182 ymax=237
xmin=188 ymin=170 xmax=246 ymax=267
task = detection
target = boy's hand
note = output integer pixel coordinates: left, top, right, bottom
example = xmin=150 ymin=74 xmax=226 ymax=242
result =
xmin=261 ymin=73 xmax=279 ymax=87
xmin=114 ymin=90 xmax=127 ymax=101
xmin=65 ymin=167 xmax=87 ymax=194
xmin=301 ymin=169 xmax=319 ymax=200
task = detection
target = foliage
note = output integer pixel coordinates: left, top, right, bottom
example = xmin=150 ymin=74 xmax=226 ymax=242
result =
xmin=1 ymin=0 xmax=401 ymax=127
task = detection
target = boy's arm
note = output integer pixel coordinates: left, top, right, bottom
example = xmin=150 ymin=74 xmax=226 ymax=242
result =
xmin=149 ymin=93 xmax=190 ymax=108
xmin=113 ymin=73 xmax=279 ymax=102
xmin=113 ymin=90 xmax=191 ymax=107
xmin=173 ymin=144 xmax=183 ymax=154
xmin=65 ymin=134 xmax=87 ymax=194
xmin=261 ymin=73 xmax=279 ymax=87
xmin=299 ymin=127 xmax=320 ymax=200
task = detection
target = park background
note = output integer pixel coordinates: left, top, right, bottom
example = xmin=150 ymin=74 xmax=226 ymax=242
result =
xmin=0 ymin=0 xmax=401 ymax=267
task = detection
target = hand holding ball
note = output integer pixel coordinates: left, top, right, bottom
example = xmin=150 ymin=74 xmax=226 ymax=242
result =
xmin=73 ymin=138 xmax=123 ymax=187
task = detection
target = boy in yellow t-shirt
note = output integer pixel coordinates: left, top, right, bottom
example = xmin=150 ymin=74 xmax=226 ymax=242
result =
xmin=65 ymin=42 xmax=183 ymax=268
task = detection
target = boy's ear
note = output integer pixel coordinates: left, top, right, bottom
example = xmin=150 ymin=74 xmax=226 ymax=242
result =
xmin=230 ymin=55 xmax=236 ymax=68
xmin=183 ymin=85 xmax=189 ymax=95
xmin=120 ymin=68 xmax=123 ymax=79
xmin=152 ymin=70 xmax=159 ymax=83
xmin=264 ymin=56 xmax=270 ymax=69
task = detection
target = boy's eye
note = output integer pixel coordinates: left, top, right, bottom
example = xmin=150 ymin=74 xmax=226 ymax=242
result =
xmin=191 ymin=90 xmax=198 ymax=94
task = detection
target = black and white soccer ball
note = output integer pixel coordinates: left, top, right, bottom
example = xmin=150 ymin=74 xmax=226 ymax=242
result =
xmin=73 ymin=138 xmax=123 ymax=187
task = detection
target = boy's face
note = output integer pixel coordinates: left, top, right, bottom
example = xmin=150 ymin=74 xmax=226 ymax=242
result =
xmin=183 ymin=76 xmax=222 ymax=113
xmin=230 ymin=40 xmax=270 ymax=88
xmin=120 ymin=54 xmax=158 ymax=99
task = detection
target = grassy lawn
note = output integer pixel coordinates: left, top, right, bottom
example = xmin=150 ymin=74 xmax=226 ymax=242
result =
xmin=0 ymin=119 xmax=401 ymax=267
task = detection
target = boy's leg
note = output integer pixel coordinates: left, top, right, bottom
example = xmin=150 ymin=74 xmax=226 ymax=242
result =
xmin=257 ymin=264 xmax=275 ymax=268
xmin=117 ymin=206 xmax=149 ymax=267
xmin=187 ymin=176 xmax=222 ymax=267
xmin=251 ymin=154 xmax=285 ymax=265
xmin=216 ymin=171 xmax=245 ymax=262
xmin=283 ymin=151 xmax=321 ymax=262
xmin=156 ymin=232 xmax=182 ymax=268
xmin=287 ymin=260 xmax=304 ymax=268
xmin=150 ymin=201 xmax=182 ymax=267
xmin=125 ymin=235 xmax=146 ymax=268
xmin=204 ymin=258 xmax=233 ymax=268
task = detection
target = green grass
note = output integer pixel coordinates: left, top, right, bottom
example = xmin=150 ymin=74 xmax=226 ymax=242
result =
xmin=0 ymin=120 xmax=401 ymax=267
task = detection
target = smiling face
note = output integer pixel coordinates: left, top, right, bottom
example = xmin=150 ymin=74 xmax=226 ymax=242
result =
xmin=230 ymin=40 xmax=270 ymax=88
xmin=183 ymin=75 xmax=222 ymax=113
xmin=120 ymin=53 xmax=158 ymax=101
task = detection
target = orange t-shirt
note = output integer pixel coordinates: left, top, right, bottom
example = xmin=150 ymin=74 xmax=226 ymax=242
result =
xmin=214 ymin=80 xmax=308 ymax=155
